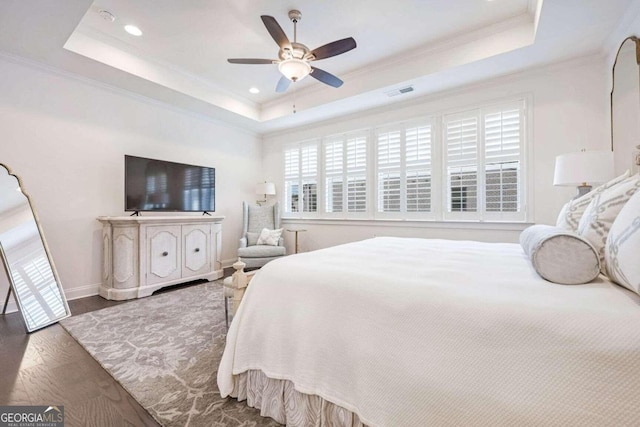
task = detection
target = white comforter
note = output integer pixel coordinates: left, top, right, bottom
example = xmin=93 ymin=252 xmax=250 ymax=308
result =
xmin=218 ymin=237 xmax=640 ymax=426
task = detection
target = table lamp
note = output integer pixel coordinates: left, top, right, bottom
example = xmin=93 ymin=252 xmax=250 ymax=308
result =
xmin=256 ymin=182 xmax=276 ymax=205
xmin=553 ymin=150 xmax=614 ymax=198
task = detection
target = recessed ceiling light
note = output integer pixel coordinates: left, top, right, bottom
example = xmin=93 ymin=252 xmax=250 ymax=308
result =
xmin=124 ymin=25 xmax=143 ymax=36
xmin=249 ymin=87 xmax=260 ymax=94
xmin=98 ymin=9 xmax=116 ymax=22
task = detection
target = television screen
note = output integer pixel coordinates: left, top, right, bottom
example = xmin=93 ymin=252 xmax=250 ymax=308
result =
xmin=125 ymin=155 xmax=215 ymax=212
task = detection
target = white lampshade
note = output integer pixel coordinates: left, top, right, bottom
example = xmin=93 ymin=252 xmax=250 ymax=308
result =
xmin=255 ymin=182 xmax=276 ymax=196
xmin=553 ymin=150 xmax=614 ymax=186
xmin=278 ymin=58 xmax=311 ymax=82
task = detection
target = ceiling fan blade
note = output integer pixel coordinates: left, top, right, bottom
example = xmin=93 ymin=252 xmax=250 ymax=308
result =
xmin=276 ymin=76 xmax=291 ymax=93
xmin=227 ymin=58 xmax=276 ymax=64
xmin=309 ymin=37 xmax=357 ymax=61
xmin=310 ymin=67 xmax=343 ymax=88
xmin=261 ymin=15 xmax=291 ymax=50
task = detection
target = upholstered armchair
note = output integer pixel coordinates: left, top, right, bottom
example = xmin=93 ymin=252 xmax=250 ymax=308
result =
xmin=237 ymin=202 xmax=286 ymax=268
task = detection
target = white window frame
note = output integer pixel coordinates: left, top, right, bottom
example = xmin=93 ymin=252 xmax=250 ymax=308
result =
xmin=320 ymin=130 xmax=370 ymax=218
xmin=442 ymin=100 xmax=526 ymax=222
xmin=283 ymin=140 xmax=320 ymax=218
xmin=374 ymin=119 xmax=438 ymax=219
xmin=281 ymin=96 xmax=530 ymax=223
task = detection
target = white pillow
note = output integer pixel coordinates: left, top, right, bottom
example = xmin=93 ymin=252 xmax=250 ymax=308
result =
xmin=520 ymin=225 xmax=600 ymax=285
xmin=577 ymin=174 xmax=640 ymax=272
xmin=257 ymin=228 xmax=283 ymax=246
xmin=605 ymin=190 xmax=640 ymax=295
xmin=556 ymin=170 xmax=630 ymax=232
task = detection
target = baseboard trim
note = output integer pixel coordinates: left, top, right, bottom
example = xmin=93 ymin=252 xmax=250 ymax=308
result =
xmin=222 ymin=258 xmax=237 ymax=269
xmin=64 ymin=283 xmax=101 ymax=301
xmin=2 ymin=271 xmax=238 ymax=315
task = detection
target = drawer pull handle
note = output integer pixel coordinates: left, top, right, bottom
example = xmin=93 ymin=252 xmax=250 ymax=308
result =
xmin=195 ymin=248 xmax=200 ymax=253
xmin=162 ymin=251 xmax=168 ymax=257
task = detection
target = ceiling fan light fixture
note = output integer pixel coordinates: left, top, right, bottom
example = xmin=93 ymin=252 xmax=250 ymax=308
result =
xmin=278 ymin=58 xmax=311 ymax=82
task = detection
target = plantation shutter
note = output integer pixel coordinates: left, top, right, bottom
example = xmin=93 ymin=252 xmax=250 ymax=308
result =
xmin=377 ymin=129 xmax=402 ymax=212
xmin=376 ymin=123 xmax=433 ymax=215
xmin=283 ymin=98 xmax=526 ymax=221
xmin=300 ymin=144 xmax=318 ymax=212
xmin=284 ymin=147 xmax=300 ymax=213
xmin=405 ymin=125 xmax=432 ymax=212
xmin=445 ymin=113 xmax=479 ymax=215
xmin=484 ymin=107 xmax=522 ymax=213
xmin=346 ymin=135 xmax=367 ymax=212
xmin=324 ymin=139 xmax=344 ymax=213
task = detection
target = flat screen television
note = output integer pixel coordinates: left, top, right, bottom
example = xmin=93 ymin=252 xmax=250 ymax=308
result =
xmin=125 ymin=155 xmax=215 ymax=213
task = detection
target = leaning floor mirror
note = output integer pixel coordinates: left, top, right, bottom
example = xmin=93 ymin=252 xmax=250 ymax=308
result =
xmin=0 ymin=163 xmax=70 ymax=332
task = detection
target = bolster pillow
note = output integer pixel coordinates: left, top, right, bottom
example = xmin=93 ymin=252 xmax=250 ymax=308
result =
xmin=519 ymin=225 xmax=601 ymax=285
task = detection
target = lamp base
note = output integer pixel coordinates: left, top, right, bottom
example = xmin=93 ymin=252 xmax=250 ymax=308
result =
xmin=574 ymin=185 xmax=592 ymax=199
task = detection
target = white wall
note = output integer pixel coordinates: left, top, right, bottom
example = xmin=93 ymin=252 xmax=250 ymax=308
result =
xmin=262 ymin=55 xmax=609 ymax=253
xmin=0 ymin=48 xmax=617 ymax=305
xmin=0 ymin=55 xmax=262 ymax=305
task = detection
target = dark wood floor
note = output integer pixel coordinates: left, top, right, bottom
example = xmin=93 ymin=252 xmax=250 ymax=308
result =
xmin=0 ymin=271 xmax=232 ymax=427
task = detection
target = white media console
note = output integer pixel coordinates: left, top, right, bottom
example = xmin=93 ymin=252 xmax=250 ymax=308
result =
xmin=97 ymin=215 xmax=224 ymax=300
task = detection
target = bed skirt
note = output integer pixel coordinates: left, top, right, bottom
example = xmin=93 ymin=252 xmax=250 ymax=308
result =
xmin=229 ymin=370 xmax=367 ymax=427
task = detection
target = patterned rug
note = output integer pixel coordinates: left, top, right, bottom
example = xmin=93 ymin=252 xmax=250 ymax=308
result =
xmin=61 ymin=281 xmax=279 ymax=427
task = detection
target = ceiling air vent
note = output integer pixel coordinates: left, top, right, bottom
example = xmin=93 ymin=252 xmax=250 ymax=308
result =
xmin=385 ymin=85 xmax=414 ymax=97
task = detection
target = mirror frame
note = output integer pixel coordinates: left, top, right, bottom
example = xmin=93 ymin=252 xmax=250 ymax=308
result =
xmin=0 ymin=163 xmax=70 ymax=333
xmin=610 ymin=35 xmax=640 ymax=152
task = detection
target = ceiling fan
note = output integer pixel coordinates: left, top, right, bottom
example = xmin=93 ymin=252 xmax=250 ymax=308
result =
xmin=227 ymin=10 xmax=357 ymax=93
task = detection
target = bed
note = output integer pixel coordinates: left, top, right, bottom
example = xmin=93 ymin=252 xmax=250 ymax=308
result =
xmin=217 ymin=237 xmax=640 ymax=426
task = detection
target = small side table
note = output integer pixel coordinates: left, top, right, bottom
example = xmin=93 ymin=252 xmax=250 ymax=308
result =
xmin=286 ymin=229 xmax=307 ymax=254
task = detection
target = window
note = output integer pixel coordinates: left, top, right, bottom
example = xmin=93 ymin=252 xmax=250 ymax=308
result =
xmin=443 ymin=102 xmax=524 ymax=221
xmin=444 ymin=114 xmax=479 ymax=215
xmin=284 ymin=148 xmax=300 ymax=213
xmin=346 ymin=135 xmax=367 ymax=213
xmin=301 ymin=145 xmax=318 ymax=212
xmin=484 ymin=108 xmax=521 ymax=214
xmin=282 ymin=97 xmax=527 ymax=222
xmin=284 ymin=142 xmax=318 ymax=214
xmin=324 ymin=140 xmax=343 ymax=213
xmin=376 ymin=122 xmax=432 ymax=216
xmin=322 ymin=132 xmax=368 ymax=215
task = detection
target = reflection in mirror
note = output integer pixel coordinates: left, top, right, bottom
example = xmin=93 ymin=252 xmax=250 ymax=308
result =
xmin=611 ymin=36 xmax=640 ymax=174
xmin=0 ymin=164 xmax=70 ymax=332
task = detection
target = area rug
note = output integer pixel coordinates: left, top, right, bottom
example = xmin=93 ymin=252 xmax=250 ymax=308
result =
xmin=61 ymin=281 xmax=279 ymax=427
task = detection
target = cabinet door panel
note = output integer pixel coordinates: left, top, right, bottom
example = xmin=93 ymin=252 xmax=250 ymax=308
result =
xmin=182 ymin=224 xmax=211 ymax=278
xmin=112 ymin=226 xmax=138 ymax=289
xmin=147 ymin=226 xmax=181 ymax=285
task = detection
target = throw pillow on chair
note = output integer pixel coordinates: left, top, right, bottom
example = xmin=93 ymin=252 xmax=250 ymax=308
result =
xmin=257 ymin=228 xmax=283 ymax=246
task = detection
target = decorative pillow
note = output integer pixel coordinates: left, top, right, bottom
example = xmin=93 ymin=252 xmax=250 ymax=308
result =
xmin=556 ymin=170 xmax=630 ymax=231
xmin=605 ymin=190 xmax=640 ymax=295
xmin=257 ymin=228 xmax=283 ymax=246
xmin=520 ymin=225 xmax=600 ymax=285
xmin=246 ymin=232 xmax=259 ymax=246
xmin=577 ymin=174 xmax=640 ymax=273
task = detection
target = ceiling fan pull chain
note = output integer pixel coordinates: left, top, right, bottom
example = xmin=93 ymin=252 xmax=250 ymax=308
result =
xmin=293 ymin=83 xmax=297 ymax=114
